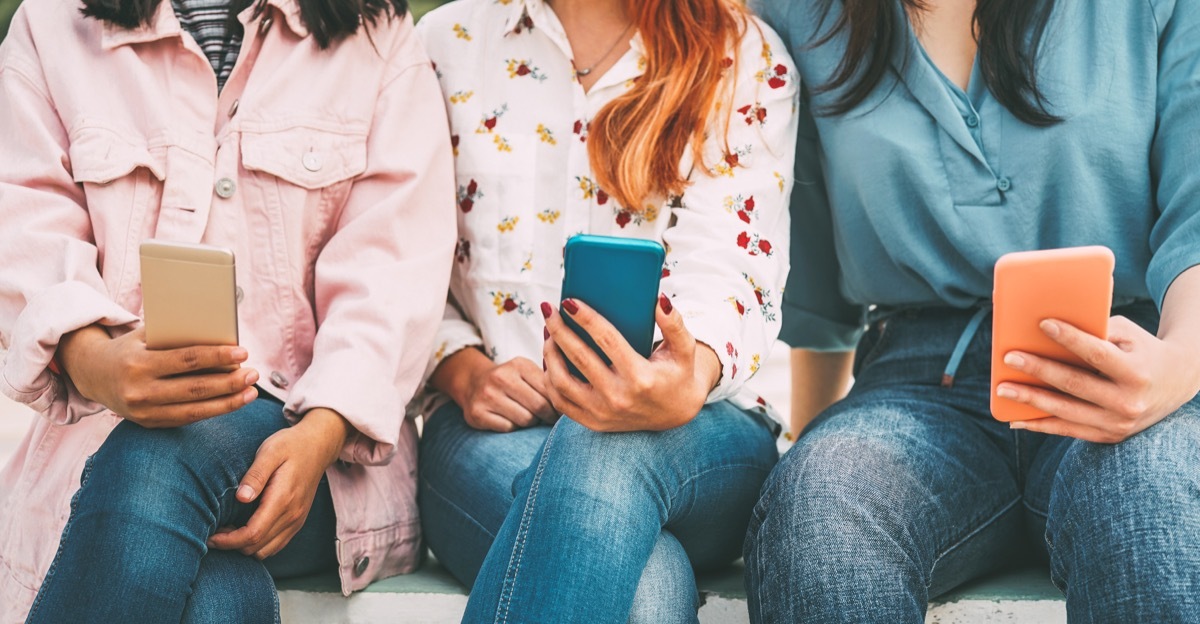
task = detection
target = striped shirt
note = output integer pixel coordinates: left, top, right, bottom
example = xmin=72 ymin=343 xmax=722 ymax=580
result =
xmin=171 ymin=0 xmax=242 ymax=91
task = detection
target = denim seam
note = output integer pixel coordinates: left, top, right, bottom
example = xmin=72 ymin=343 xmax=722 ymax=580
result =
xmin=421 ymin=480 xmax=498 ymax=541
xmin=494 ymin=422 xmax=560 ymax=624
xmin=926 ymin=495 xmax=1021 ymax=591
xmin=670 ymin=463 xmax=773 ymax=523
xmin=27 ymin=454 xmax=98 ymax=622
xmin=1044 ymin=470 xmax=1077 ymax=593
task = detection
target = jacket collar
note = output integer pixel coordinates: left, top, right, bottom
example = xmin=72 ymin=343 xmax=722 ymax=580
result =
xmin=100 ymin=0 xmax=307 ymax=50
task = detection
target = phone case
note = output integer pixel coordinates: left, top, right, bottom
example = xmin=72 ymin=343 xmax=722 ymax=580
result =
xmin=991 ymin=246 xmax=1115 ymax=422
xmin=140 ymin=240 xmax=239 ymax=350
xmin=560 ymin=235 xmax=665 ymax=380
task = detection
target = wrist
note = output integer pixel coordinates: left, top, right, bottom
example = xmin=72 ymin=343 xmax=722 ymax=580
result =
xmin=57 ymin=325 xmax=112 ymax=398
xmin=694 ymin=342 xmax=722 ymax=395
xmin=435 ymin=347 xmax=492 ymax=407
xmin=299 ymin=408 xmax=352 ymax=464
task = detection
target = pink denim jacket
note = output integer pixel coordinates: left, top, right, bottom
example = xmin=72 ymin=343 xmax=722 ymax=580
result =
xmin=0 ymin=0 xmax=455 ymax=618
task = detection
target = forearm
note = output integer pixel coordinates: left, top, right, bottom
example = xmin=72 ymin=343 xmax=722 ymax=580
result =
xmin=789 ymin=349 xmax=854 ymax=436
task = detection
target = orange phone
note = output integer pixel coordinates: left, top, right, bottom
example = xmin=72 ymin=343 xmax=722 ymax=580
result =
xmin=991 ymin=246 xmax=1115 ymax=422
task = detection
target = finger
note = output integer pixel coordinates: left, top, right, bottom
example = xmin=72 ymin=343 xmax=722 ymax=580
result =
xmin=1041 ymin=319 xmax=1133 ymax=381
xmin=541 ymin=356 xmax=587 ymax=422
xmin=464 ymin=409 xmax=518 ymax=433
xmin=510 ymin=359 xmax=558 ymax=422
xmin=556 ymin=298 xmax=642 ymax=372
xmin=149 ymin=368 xmax=259 ymax=405
xmin=543 ymin=337 xmax=595 ymax=409
xmin=212 ymin=483 xmax=292 ymax=555
xmin=133 ymin=387 xmax=257 ymax=427
xmin=996 ymin=382 xmax=1110 ymax=428
xmin=543 ymin=301 xmax=616 ymax=385
xmin=1002 ymin=351 xmax=1121 ymax=408
xmin=491 ymin=394 xmax=538 ymax=428
xmin=1009 ymin=416 xmax=1127 ymax=444
xmin=1106 ymin=315 xmax=1143 ymax=352
xmin=238 ymin=439 xmax=288 ymax=504
xmin=153 ymin=344 xmax=250 ymax=376
xmin=654 ymin=294 xmax=696 ymax=357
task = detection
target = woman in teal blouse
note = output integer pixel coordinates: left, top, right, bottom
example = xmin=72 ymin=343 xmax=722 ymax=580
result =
xmin=748 ymin=0 xmax=1200 ymax=622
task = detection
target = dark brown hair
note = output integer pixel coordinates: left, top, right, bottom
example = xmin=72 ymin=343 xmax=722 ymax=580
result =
xmin=812 ymin=0 xmax=1060 ymax=126
xmin=80 ymin=0 xmax=407 ymax=49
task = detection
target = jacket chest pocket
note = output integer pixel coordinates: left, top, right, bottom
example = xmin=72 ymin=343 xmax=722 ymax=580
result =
xmin=240 ymin=127 xmax=369 ymax=260
xmin=68 ymin=127 xmax=166 ymax=311
xmin=453 ymin=132 xmax=537 ymax=283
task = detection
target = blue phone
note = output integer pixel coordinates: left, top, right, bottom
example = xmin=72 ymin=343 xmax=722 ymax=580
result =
xmin=560 ymin=234 xmax=665 ymax=380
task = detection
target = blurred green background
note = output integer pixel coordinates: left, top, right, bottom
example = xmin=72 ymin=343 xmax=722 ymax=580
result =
xmin=0 ymin=0 xmax=451 ymax=42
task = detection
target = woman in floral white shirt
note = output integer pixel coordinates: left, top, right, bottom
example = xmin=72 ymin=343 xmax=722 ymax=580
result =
xmin=416 ymin=0 xmax=797 ymax=620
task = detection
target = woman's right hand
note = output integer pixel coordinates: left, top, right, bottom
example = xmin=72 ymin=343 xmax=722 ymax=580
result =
xmin=58 ymin=325 xmax=259 ymax=428
xmin=431 ymin=347 xmax=557 ymax=432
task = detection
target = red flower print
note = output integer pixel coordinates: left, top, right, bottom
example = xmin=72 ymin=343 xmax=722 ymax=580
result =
xmin=616 ymin=211 xmax=632 ymax=228
xmin=756 ymin=107 xmax=768 ymax=122
xmin=732 ymin=363 xmax=739 ymax=378
xmin=467 ymin=180 xmax=478 ymax=196
xmin=726 ymin=342 xmax=736 ymax=357
xmin=597 ymin=189 xmax=609 ymax=206
xmin=458 ymin=179 xmax=483 ymax=213
xmin=768 ymin=76 xmax=786 ymax=89
xmin=737 ymin=210 xmax=751 ymax=224
xmin=744 ymin=196 xmax=755 ymax=211
xmin=451 ymin=135 xmax=459 ymax=149
xmin=758 ymin=239 xmax=772 ymax=255
xmin=460 ymin=197 xmax=474 ymax=212
xmin=516 ymin=64 xmax=532 ymax=76
xmin=725 ymin=152 xmax=740 ymax=167
xmin=736 ymin=300 xmax=746 ymax=315
xmin=775 ymin=64 xmax=788 ymax=75
xmin=503 ymin=297 xmax=518 ymax=312
xmin=483 ymin=116 xmax=498 ymax=130
xmin=661 ymin=268 xmax=671 ymax=278
xmin=756 ymin=396 xmax=767 ymax=405
xmin=755 ymin=290 xmax=764 ymax=305
xmin=737 ymin=232 xmax=751 ymax=248
xmin=455 ymin=239 xmax=471 ymax=263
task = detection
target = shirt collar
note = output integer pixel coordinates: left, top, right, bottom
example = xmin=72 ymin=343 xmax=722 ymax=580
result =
xmin=101 ymin=0 xmax=307 ymax=50
xmin=501 ymin=0 xmax=539 ymax=36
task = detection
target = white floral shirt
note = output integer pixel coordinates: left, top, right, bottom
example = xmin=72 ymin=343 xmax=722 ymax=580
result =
xmin=416 ymin=0 xmax=798 ymax=427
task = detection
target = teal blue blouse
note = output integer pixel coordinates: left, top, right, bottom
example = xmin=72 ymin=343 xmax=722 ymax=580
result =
xmin=757 ymin=0 xmax=1200 ymax=351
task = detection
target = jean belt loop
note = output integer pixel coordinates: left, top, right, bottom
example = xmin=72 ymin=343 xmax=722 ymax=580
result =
xmin=941 ymin=305 xmax=993 ymax=388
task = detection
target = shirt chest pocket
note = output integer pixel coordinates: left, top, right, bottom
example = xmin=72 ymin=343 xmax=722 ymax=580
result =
xmin=453 ymin=131 xmax=538 ymax=283
xmin=68 ymin=127 xmax=167 ymax=310
xmin=240 ymin=127 xmax=368 ymax=254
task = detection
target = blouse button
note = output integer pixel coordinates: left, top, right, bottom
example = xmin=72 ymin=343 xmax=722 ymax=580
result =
xmin=214 ymin=178 xmax=236 ymax=199
xmin=269 ymin=371 xmax=289 ymax=389
xmin=996 ymin=177 xmax=1012 ymax=192
xmin=965 ymin=114 xmax=979 ymax=128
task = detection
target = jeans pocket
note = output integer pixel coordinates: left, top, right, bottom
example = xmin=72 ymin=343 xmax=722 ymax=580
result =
xmin=852 ymin=320 xmax=893 ymax=377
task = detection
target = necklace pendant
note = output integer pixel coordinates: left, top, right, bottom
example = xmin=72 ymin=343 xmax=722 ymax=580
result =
xmin=576 ymin=67 xmax=592 ymax=77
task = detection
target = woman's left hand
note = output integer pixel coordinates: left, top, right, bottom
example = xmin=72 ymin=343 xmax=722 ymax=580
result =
xmin=998 ymin=315 xmax=1200 ymax=443
xmin=208 ymin=408 xmax=350 ymax=559
xmin=541 ymin=295 xmax=721 ymax=432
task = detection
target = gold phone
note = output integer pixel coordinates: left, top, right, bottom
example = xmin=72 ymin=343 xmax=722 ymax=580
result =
xmin=140 ymin=240 xmax=239 ymax=351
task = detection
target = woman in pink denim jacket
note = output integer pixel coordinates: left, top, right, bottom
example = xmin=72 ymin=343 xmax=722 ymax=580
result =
xmin=0 ymin=0 xmax=454 ymax=619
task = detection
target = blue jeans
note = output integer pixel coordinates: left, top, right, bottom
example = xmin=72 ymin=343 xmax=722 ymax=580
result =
xmin=419 ymin=400 xmax=778 ymax=623
xmin=26 ymin=397 xmax=337 ymax=624
xmin=745 ymin=304 xmax=1200 ymax=623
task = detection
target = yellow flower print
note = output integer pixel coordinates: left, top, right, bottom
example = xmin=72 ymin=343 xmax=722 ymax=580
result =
xmin=536 ymin=124 xmax=557 ymax=145
xmin=506 ymin=59 xmax=548 ymax=82
xmin=476 ymin=104 xmax=508 ymax=134
xmin=537 ymin=209 xmax=561 ymax=224
xmin=453 ymin=23 xmax=472 ymax=41
xmin=774 ymin=171 xmax=786 ymax=192
xmin=449 ymin=90 xmax=475 ymax=105
xmin=497 ymin=216 xmax=519 ymax=233
xmin=493 ymin=134 xmax=513 ymax=152
xmin=750 ymin=354 xmax=762 ymax=376
xmin=521 ymin=253 xmax=533 ymax=273
xmin=490 ymin=291 xmax=534 ymax=317
xmin=433 ymin=341 xmax=448 ymax=361
xmin=577 ymin=176 xmax=598 ymax=200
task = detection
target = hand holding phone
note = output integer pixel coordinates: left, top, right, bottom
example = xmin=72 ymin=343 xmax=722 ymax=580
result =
xmin=991 ymin=246 xmax=1115 ymax=422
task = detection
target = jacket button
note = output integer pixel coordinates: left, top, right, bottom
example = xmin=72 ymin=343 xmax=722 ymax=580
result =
xmin=996 ymin=176 xmax=1012 ymax=192
xmin=228 ymin=99 xmax=240 ymax=117
xmin=258 ymin=16 xmax=273 ymax=35
xmin=269 ymin=371 xmax=289 ymax=389
xmin=353 ymin=556 xmax=370 ymax=576
xmin=235 ymin=286 xmax=244 ymax=305
xmin=215 ymin=178 xmax=236 ymax=199
xmin=302 ymin=152 xmax=323 ymax=172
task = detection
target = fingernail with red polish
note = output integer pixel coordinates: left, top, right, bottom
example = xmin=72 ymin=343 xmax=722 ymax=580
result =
xmin=544 ymin=327 xmax=550 ymax=341
xmin=659 ymin=294 xmax=673 ymax=315
xmin=561 ymin=299 xmax=579 ymax=315
xmin=540 ymin=302 xmax=553 ymax=319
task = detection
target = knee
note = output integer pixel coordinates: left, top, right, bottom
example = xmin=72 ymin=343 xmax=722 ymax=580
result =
xmin=628 ymin=533 xmax=697 ymax=624
xmin=183 ymin=551 xmax=277 ymax=624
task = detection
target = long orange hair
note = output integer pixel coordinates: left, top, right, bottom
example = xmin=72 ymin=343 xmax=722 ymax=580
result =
xmin=588 ymin=0 xmax=750 ymax=211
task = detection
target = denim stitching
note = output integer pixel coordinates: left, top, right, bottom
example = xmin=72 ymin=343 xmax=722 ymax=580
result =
xmin=494 ymin=422 xmax=560 ymax=624
xmin=26 ymin=454 xmax=98 ymax=622
xmin=926 ymin=496 xmax=1021 ymax=590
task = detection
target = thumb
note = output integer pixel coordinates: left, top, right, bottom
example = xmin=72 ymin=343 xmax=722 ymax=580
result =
xmin=655 ymin=294 xmax=695 ymax=355
xmin=238 ymin=442 xmax=285 ymax=503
